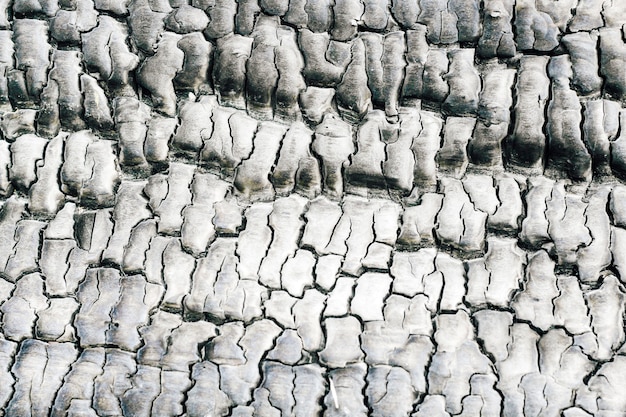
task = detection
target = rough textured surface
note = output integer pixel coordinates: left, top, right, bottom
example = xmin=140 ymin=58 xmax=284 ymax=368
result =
xmin=0 ymin=1 xmax=625 ymax=416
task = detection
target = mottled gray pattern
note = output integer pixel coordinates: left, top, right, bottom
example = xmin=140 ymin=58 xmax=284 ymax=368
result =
xmin=0 ymin=0 xmax=625 ymax=416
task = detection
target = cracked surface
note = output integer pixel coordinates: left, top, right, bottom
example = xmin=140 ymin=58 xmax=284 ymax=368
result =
xmin=0 ymin=0 xmax=626 ymax=416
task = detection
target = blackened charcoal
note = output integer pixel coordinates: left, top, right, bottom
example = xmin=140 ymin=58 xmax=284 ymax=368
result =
xmin=478 ymin=0 xmax=515 ymax=58
xmin=546 ymin=55 xmax=592 ymax=181
xmin=165 ymin=5 xmax=209 ymax=33
xmin=205 ymin=0 xmax=237 ymax=39
xmin=137 ymin=32 xmax=184 ymax=117
xmin=175 ymin=32 xmax=213 ymax=93
xmin=214 ymin=34 xmax=254 ymax=109
xmin=506 ymin=56 xmax=550 ymax=169
xmin=600 ymin=28 xmax=626 ymax=100
xmin=13 ymin=20 xmax=50 ymax=101
xmin=82 ymin=16 xmax=139 ymax=86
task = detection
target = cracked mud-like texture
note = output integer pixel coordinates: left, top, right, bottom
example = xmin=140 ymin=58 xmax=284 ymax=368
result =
xmin=2 ymin=0 xmax=626 ymax=416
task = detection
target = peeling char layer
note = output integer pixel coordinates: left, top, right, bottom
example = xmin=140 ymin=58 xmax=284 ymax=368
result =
xmin=114 ymin=97 xmax=151 ymax=169
xmin=181 ymin=172 xmax=229 ymax=255
xmin=546 ymin=182 xmax=592 ymax=266
xmin=611 ymin=109 xmax=626 ymax=178
xmin=1 ymin=273 xmax=47 ymax=341
xmin=258 ymin=194 xmax=307 ymax=288
xmin=514 ymin=0 xmax=560 ymax=52
xmin=75 ymin=268 xmax=121 ymax=347
xmin=81 ymin=16 xmax=139 ymax=87
xmin=507 ymin=55 xmax=550 ymax=170
xmin=582 ymin=99 xmax=620 ymax=176
xmin=488 ymin=176 xmax=522 ymax=232
xmin=436 ymin=177 xmax=487 ymax=253
xmin=161 ymin=237 xmax=196 ymax=312
xmin=512 ymin=250 xmax=559 ymax=331
xmin=438 ymin=116 xmax=474 ymax=178
xmin=178 ymin=96 xmax=218 ymax=153
xmin=470 ymin=66 xmax=514 ymax=168
xmin=586 ymin=275 xmax=626 ymax=361
xmin=272 ymin=122 xmax=317 ymax=196
xmin=275 ymin=27 xmax=307 ymax=123
xmin=478 ymin=0 xmax=515 ymax=58
xmin=0 ymin=336 xmax=17 ymax=410
xmin=312 ymin=114 xmax=354 ymax=199
xmin=577 ymin=186 xmax=611 ymax=283
xmin=401 ymin=26 xmax=428 ymax=99
xmin=336 ymin=37 xmax=371 ymax=122
xmin=60 ymin=131 xmax=120 ymax=207
xmin=0 ymin=140 xmax=11 ymax=197
xmin=102 ymin=181 xmax=151 ymax=266
xmin=92 ymin=349 xmax=137 ymax=416
xmin=151 ymin=162 xmax=195 ymax=235
xmin=412 ymin=111 xmax=441 ymax=190
xmin=600 ymin=28 xmax=626 ymax=101
xmin=137 ymin=32 xmax=184 ymax=117
xmin=443 ymin=49 xmax=480 ymax=117
xmin=28 ymin=133 xmax=65 ymax=217
xmin=219 ymin=319 xmax=281 ymax=405
xmin=201 ymin=106 xmax=256 ymax=173
xmin=346 ymin=110 xmax=387 ymax=189
xmin=50 ymin=348 xmax=104 ymax=417
xmin=430 ymin=311 xmax=493 ymax=415
xmin=234 ymin=121 xmax=286 ymax=199
xmin=4 ymin=219 xmax=45 ymax=279
xmin=383 ymin=108 xmax=414 ymax=191
xmin=214 ymin=34 xmax=254 ymax=109
xmin=38 ymin=50 xmax=85 ymax=138
xmin=9 ymin=133 xmax=47 ymax=192
xmin=81 ymin=74 xmax=114 ymax=131
xmin=236 ymin=202 xmax=273 ymax=279
xmin=13 ymin=19 xmax=50 ymax=102
xmin=7 ymin=340 xmax=78 ymax=417
xmin=546 ymin=56 xmax=591 ymax=181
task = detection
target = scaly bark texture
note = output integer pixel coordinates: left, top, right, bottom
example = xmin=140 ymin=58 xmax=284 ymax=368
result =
xmin=0 ymin=0 xmax=626 ymax=416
